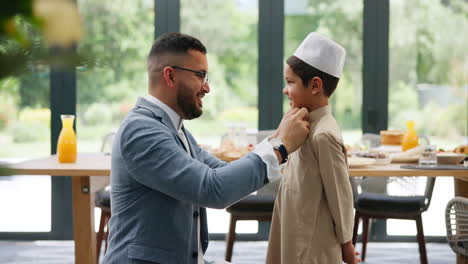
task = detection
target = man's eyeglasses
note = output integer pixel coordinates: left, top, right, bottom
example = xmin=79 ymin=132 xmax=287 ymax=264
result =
xmin=171 ymin=66 xmax=209 ymax=86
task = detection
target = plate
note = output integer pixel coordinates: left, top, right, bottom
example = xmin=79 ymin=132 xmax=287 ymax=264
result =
xmin=348 ymin=157 xmax=376 ymax=168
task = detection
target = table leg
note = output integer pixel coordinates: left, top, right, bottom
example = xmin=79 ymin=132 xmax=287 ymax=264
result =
xmin=455 ymin=178 xmax=468 ymax=197
xmin=72 ymin=176 xmax=97 ymax=264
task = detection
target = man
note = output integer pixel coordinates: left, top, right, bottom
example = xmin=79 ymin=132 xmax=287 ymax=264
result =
xmin=103 ymin=32 xmax=310 ymax=264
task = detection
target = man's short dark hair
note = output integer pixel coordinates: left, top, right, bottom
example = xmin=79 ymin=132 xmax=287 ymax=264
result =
xmin=286 ymin=55 xmax=339 ymax=97
xmin=148 ymin=32 xmax=206 ymax=59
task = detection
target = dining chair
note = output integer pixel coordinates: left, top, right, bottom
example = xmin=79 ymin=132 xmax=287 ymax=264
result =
xmin=352 ymin=176 xmax=436 ymax=264
xmin=445 ymin=196 xmax=468 ymax=257
xmin=224 ymin=130 xmax=277 ymax=262
xmin=95 ymin=132 xmax=115 ymax=262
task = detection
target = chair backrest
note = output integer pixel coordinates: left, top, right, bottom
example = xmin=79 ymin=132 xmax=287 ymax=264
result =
xmin=101 ymin=132 xmax=116 ymax=155
xmin=361 ymin=133 xmax=381 ymax=148
xmin=423 ymin=177 xmax=436 ymax=211
xmin=256 ymin=130 xmax=275 ymax=144
xmin=445 ymin=196 xmax=468 ymax=256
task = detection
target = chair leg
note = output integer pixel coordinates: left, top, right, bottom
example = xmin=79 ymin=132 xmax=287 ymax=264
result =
xmin=225 ymin=215 xmax=237 ymax=262
xmin=352 ymin=212 xmax=360 ymax=246
xmin=103 ymin=212 xmax=110 ymax=255
xmin=362 ymin=216 xmax=371 ymax=262
xmin=415 ymin=215 xmax=428 ymax=264
xmin=96 ymin=210 xmax=107 ymax=263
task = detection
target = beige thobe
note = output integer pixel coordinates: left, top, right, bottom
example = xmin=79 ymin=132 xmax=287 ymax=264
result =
xmin=266 ymin=105 xmax=354 ymax=264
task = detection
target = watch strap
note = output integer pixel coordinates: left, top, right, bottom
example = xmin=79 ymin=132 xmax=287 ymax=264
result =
xmin=278 ymin=144 xmax=288 ymax=164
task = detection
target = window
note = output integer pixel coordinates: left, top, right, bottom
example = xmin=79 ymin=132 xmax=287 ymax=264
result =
xmin=284 ymin=0 xmax=363 ymax=144
xmin=0 ymin=20 xmax=51 ymax=232
xmin=181 ymin=0 xmax=260 ymax=234
xmin=77 ymin=0 xmax=154 ymax=229
xmin=388 ymin=0 xmax=467 ymax=236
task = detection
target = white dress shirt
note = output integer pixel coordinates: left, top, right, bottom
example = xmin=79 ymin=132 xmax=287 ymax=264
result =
xmin=145 ymin=94 xmax=281 ymax=263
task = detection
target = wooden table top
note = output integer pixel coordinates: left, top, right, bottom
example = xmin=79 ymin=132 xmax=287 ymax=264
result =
xmin=348 ymin=163 xmax=468 ymax=177
xmin=7 ymin=152 xmax=111 ymax=176
xmin=5 ymin=153 xmax=468 ymax=178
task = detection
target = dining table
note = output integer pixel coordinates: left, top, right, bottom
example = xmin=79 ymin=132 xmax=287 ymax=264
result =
xmin=7 ymin=152 xmax=110 ymax=264
xmin=5 ymin=153 xmax=468 ymax=264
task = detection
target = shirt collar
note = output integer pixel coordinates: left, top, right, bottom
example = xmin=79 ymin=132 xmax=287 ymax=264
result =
xmin=308 ymin=104 xmax=332 ymax=123
xmin=145 ymin=94 xmax=183 ymax=130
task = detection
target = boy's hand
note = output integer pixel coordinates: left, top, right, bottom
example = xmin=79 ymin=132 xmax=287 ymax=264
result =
xmin=342 ymin=241 xmax=361 ymax=264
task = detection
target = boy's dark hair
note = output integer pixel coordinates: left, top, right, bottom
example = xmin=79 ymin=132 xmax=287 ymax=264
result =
xmin=286 ymin=55 xmax=340 ymax=97
xmin=148 ymin=32 xmax=206 ymax=59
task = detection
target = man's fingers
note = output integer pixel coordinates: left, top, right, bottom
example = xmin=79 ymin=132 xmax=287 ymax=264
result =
xmin=286 ymin=107 xmax=300 ymax=116
xmin=293 ymin=107 xmax=308 ymax=119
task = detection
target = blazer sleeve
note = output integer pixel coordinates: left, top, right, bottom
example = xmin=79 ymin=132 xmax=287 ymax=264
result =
xmin=119 ymin=119 xmax=267 ymax=209
xmin=315 ymin=132 xmax=354 ymax=244
xmin=187 ymin=132 xmax=228 ymax=169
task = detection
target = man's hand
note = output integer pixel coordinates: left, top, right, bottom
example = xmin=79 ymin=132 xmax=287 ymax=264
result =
xmin=271 ymin=107 xmax=310 ymax=154
xmin=342 ymin=241 xmax=361 ymax=264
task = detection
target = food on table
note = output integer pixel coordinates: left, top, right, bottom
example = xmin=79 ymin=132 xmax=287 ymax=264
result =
xmin=355 ymin=151 xmax=392 ymax=165
xmin=355 ymin=151 xmax=388 ymax=159
xmin=345 ymin=144 xmax=353 ymax=152
xmin=380 ymin=130 xmax=404 ymax=146
xmin=212 ymin=139 xmax=254 ymax=162
xmin=454 ymin=145 xmax=468 ymax=155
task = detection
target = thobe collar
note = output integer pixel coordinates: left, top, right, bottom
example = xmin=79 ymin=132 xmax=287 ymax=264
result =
xmin=145 ymin=94 xmax=184 ymax=131
xmin=308 ymin=104 xmax=332 ymax=123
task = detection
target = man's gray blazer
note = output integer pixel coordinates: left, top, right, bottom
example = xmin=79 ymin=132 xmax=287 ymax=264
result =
xmin=103 ymin=97 xmax=269 ymax=264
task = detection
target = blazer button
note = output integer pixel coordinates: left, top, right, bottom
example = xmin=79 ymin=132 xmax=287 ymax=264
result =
xmin=192 ymin=251 xmax=198 ymax=258
xmin=193 ymin=211 xmax=199 ymax=218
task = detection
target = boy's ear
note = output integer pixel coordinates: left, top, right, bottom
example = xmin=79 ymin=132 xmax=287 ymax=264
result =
xmin=308 ymin=77 xmax=323 ymax=95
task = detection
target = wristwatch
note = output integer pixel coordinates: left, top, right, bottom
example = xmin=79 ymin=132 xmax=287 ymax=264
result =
xmin=270 ymin=137 xmax=289 ymax=164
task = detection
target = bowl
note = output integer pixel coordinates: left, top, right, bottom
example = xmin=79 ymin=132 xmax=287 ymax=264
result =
xmin=437 ymin=153 xmax=466 ymax=165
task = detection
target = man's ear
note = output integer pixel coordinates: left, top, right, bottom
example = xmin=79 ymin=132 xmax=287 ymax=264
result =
xmin=308 ymin=77 xmax=323 ymax=95
xmin=162 ymin=67 xmax=176 ymax=87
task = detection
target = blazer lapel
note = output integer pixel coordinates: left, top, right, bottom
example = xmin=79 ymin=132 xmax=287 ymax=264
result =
xmin=135 ymin=97 xmax=178 ymax=133
xmin=135 ymin=97 xmax=198 ymax=158
xmin=182 ymin=126 xmax=198 ymax=160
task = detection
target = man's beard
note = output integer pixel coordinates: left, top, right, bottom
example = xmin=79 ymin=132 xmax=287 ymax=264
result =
xmin=177 ymin=83 xmax=203 ymax=120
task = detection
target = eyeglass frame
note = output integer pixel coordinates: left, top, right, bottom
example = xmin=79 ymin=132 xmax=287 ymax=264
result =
xmin=171 ymin=66 xmax=209 ymax=86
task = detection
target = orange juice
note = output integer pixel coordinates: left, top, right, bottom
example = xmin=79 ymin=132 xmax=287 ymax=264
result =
xmin=57 ymin=115 xmax=77 ymax=163
xmin=402 ymin=120 xmax=419 ymax=151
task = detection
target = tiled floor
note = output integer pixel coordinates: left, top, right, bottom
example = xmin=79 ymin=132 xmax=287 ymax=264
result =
xmin=0 ymin=240 xmax=456 ymax=263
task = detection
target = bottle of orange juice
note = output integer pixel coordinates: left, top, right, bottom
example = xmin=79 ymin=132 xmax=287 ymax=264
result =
xmin=57 ymin=115 xmax=77 ymax=163
xmin=402 ymin=120 xmax=419 ymax=151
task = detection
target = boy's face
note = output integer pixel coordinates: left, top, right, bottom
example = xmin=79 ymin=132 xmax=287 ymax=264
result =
xmin=283 ymin=64 xmax=311 ymax=109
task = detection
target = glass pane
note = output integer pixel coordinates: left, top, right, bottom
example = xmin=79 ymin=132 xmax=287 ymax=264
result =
xmin=76 ymin=0 xmax=154 ymax=229
xmin=180 ymin=0 xmax=259 ymax=234
xmin=284 ymin=0 xmax=363 ymax=145
xmin=387 ymin=0 xmax=468 ymax=236
xmin=0 ymin=23 xmax=51 ymax=233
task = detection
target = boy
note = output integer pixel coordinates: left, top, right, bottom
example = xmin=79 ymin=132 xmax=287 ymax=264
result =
xmin=266 ymin=32 xmax=359 ymax=264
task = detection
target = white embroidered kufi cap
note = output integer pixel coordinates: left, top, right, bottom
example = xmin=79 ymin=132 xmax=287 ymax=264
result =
xmin=293 ymin=32 xmax=346 ymax=78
